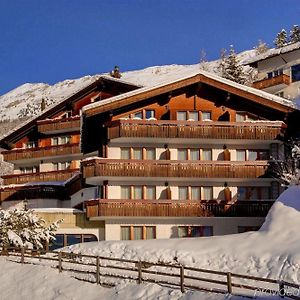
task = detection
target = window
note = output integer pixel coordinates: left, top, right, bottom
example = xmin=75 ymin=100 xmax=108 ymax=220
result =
xmin=146 ymin=226 xmax=156 ymax=239
xmin=20 ymin=166 xmax=38 ymax=174
xmin=238 ymin=226 xmax=260 ymax=233
xmin=133 ymin=111 xmax=143 ymax=119
xmin=201 ymin=111 xmax=212 ymax=121
xmin=189 ymin=111 xmax=199 ymax=121
xmin=121 ymin=226 xmax=156 ymax=240
xmin=133 ymin=148 xmax=143 ymax=160
xmin=178 ymin=226 xmax=213 ymax=238
xmin=177 ymin=111 xmax=187 ymax=121
xmin=51 ymin=136 xmax=71 ymax=146
xmin=236 ymin=112 xmax=246 ymax=122
xmin=202 ymin=187 xmax=213 ymax=201
xmin=121 ymin=148 xmax=130 ymax=159
xmin=191 ymin=187 xmax=201 ymax=200
xmin=291 ymin=64 xmax=300 ymax=82
xmin=179 ymin=187 xmax=188 ymax=200
xmin=178 ymin=149 xmax=187 ymax=160
xmin=53 ymin=161 xmax=71 ymax=171
xmin=202 ymin=149 xmax=212 ymax=160
xmin=145 ymin=110 xmax=155 ymax=119
xmin=190 ymin=149 xmax=200 ymax=160
xmin=24 ymin=141 xmax=36 ymax=149
xmin=133 ymin=186 xmax=143 ymax=199
xmin=83 ymin=235 xmax=98 ymax=243
xmin=49 ymin=234 xmax=98 ymax=250
xmin=248 ymin=150 xmax=258 ymax=161
xmin=121 ymin=227 xmax=130 ymax=240
xmin=52 ymin=137 xmax=58 ymax=146
xmin=146 ymin=186 xmax=156 ymax=199
xmin=121 ymin=186 xmax=131 ymax=199
xmin=146 ymin=148 xmax=156 ymax=160
xmin=236 ymin=150 xmax=246 ymax=161
xmin=237 ymin=187 xmax=270 ymax=200
xmin=67 ymin=234 xmax=82 ymax=246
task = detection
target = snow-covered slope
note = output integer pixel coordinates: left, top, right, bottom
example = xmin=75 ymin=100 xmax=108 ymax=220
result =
xmin=0 ymin=50 xmax=256 ymax=123
xmin=66 ymin=186 xmax=300 ymax=285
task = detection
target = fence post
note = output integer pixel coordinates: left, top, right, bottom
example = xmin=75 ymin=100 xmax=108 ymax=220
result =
xmin=227 ymin=272 xmax=232 ymax=294
xmin=279 ymin=281 xmax=285 ymax=298
xmin=96 ymin=256 xmax=100 ymax=285
xmin=180 ymin=265 xmax=185 ymax=293
xmin=58 ymin=252 xmax=62 ymax=273
xmin=138 ymin=261 xmax=142 ymax=284
xmin=21 ymin=247 xmax=25 ymax=264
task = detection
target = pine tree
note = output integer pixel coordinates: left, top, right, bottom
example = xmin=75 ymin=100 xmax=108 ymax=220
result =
xmin=255 ymin=40 xmax=269 ymax=55
xmin=274 ymin=29 xmax=288 ymax=48
xmin=219 ymin=46 xmax=247 ymax=84
xmin=290 ymin=25 xmax=300 ymax=44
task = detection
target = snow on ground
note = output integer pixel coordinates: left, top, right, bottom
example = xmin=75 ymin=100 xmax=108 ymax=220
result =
xmin=66 ymin=186 xmax=300 ymax=285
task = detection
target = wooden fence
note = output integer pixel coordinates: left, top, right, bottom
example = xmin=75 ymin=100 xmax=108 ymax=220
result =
xmin=1 ymin=247 xmax=299 ymax=299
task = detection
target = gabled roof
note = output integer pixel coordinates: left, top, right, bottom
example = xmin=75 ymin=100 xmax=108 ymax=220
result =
xmin=0 ymin=76 xmax=140 ymax=147
xmin=243 ymin=42 xmax=300 ymax=66
xmin=82 ymin=70 xmax=298 ymax=118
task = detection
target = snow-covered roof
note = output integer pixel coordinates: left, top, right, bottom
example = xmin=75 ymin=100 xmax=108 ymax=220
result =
xmin=244 ymin=42 xmax=300 ymax=65
xmin=82 ymin=69 xmax=298 ymax=116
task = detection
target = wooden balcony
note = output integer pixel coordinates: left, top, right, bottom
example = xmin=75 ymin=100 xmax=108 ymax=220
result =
xmin=108 ymin=119 xmax=284 ymax=141
xmin=1 ymin=169 xmax=79 ymax=185
xmin=2 ymin=143 xmax=80 ymax=162
xmin=85 ymin=199 xmax=274 ymax=218
xmin=82 ymin=159 xmax=268 ymax=179
xmin=252 ymin=74 xmax=290 ymax=90
xmin=37 ymin=116 xmax=80 ymax=134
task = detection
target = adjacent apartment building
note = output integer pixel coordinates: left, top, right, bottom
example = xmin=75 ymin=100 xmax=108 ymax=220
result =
xmin=245 ymin=42 xmax=300 ymax=100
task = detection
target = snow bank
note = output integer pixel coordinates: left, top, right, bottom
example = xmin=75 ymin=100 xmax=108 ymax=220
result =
xmin=66 ymin=187 xmax=300 ymax=285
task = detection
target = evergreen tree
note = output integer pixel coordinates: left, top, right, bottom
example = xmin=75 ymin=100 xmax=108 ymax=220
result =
xmin=255 ymin=40 xmax=269 ymax=55
xmin=274 ymin=29 xmax=288 ymax=48
xmin=290 ymin=25 xmax=300 ymax=44
xmin=219 ymin=46 xmax=247 ymax=84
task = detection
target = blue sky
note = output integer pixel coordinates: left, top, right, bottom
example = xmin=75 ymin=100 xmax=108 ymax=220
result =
xmin=0 ymin=0 xmax=299 ymax=95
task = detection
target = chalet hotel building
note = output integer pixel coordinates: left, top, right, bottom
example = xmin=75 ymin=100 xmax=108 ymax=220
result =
xmin=1 ymin=70 xmax=300 ymax=243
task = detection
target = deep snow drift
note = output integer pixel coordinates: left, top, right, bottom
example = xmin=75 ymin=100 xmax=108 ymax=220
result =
xmin=67 ymin=186 xmax=300 ymax=285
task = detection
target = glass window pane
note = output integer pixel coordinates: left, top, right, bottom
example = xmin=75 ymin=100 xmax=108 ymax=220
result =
xmin=133 ymin=148 xmax=142 ymax=159
xmin=190 ymin=149 xmax=199 ymax=160
xmin=177 ymin=111 xmax=187 ymax=121
xmin=202 ymin=111 xmax=212 ymax=120
xmin=52 ymin=138 xmax=58 ymax=146
xmin=202 ymin=149 xmax=212 ymax=160
xmin=202 ymin=187 xmax=212 ymax=201
xmin=133 ymin=186 xmax=143 ymax=199
xmin=191 ymin=187 xmax=200 ymax=200
xmin=179 ymin=187 xmax=188 ymax=200
xmin=133 ymin=111 xmax=143 ymax=119
xmin=189 ymin=111 xmax=199 ymax=121
xmin=67 ymin=234 xmax=82 ymax=246
xmin=236 ymin=150 xmax=246 ymax=161
xmin=121 ymin=227 xmax=130 ymax=240
xmin=258 ymin=150 xmax=269 ymax=160
xmin=50 ymin=234 xmax=64 ymax=250
xmin=121 ymin=148 xmax=130 ymax=159
xmin=133 ymin=226 xmax=143 ymax=240
xmin=248 ymin=150 xmax=258 ymax=161
xmin=237 ymin=187 xmax=246 ymax=200
xmin=146 ymin=148 xmax=155 ymax=160
xmin=121 ymin=186 xmax=131 ymax=199
xmin=146 ymin=226 xmax=156 ymax=239
xmin=292 ymin=64 xmax=300 ymax=82
xmin=145 ymin=110 xmax=155 ymax=119
xmin=178 ymin=227 xmax=188 ymax=238
xmin=146 ymin=186 xmax=156 ymax=199
xmin=261 ymin=187 xmax=270 ymax=200
xmin=236 ymin=113 xmax=246 ymax=122
xmin=178 ymin=149 xmax=187 ymax=160
xmin=248 ymin=187 xmax=258 ymax=200
xmin=202 ymin=226 xmax=213 ymax=237
xmin=83 ymin=234 xmax=98 ymax=243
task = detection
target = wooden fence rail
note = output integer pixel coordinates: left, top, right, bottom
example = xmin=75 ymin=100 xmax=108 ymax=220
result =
xmin=1 ymin=247 xmax=299 ymax=299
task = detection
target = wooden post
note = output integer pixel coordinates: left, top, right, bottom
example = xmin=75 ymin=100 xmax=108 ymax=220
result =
xmin=180 ymin=266 xmax=185 ymax=293
xmin=58 ymin=252 xmax=62 ymax=273
xmin=279 ymin=281 xmax=285 ymax=298
xmin=96 ymin=256 xmax=100 ymax=285
xmin=138 ymin=261 xmax=142 ymax=284
xmin=21 ymin=247 xmax=25 ymax=264
xmin=227 ymin=272 xmax=232 ymax=294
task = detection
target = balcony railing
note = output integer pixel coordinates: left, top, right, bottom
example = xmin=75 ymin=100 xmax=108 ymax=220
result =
xmin=37 ymin=116 xmax=80 ymax=134
xmin=1 ymin=169 xmax=79 ymax=185
xmin=2 ymin=143 xmax=80 ymax=162
xmin=0 ymin=185 xmax=69 ymax=202
xmin=108 ymin=119 xmax=284 ymax=141
xmin=252 ymin=74 xmax=290 ymax=90
xmin=82 ymin=159 xmax=268 ymax=179
xmin=85 ymin=199 xmax=274 ymax=218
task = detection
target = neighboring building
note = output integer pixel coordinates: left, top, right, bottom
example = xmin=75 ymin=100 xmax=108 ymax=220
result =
xmin=81 ymin=70 xmax=300 ymax=240
xmin=0 ymin=76 xmax=139 ymax=209
xmin=245 ymin=42 xmax=300 ymax=100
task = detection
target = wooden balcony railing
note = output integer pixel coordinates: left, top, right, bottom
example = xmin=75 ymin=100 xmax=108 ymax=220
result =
xmin=85 ymin=199 xmax=274 ymax=218
xmin=2 ymin=143 xmax=80 ymax=162
xmin=37 ymin=116 xmax=80 ymax=134
xmin=1 ymin=169 xmax=79 ymax=185
xmin=0 ymin=185 xmax=69 ymax=202
xmin=108 ymin=119 xmax=284 ymax=141
xmin=82 ymin=159 xmax=268 ymax=179
xmin=252 ymin=74 xmax=290 ymax=90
